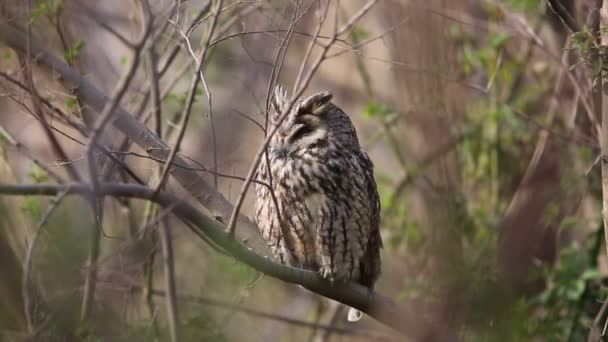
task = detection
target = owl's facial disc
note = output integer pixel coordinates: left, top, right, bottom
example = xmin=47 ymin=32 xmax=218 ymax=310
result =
xmin=272 ymin=114 xmax=327 ymax=158
xmin=287 ymin=122 xmax=327 ymax=150
xmin=269 ymin=86 xmax=332 ymax=157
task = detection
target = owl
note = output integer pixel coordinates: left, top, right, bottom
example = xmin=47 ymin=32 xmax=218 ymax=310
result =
xmin=253 ymin=85 xmax=382 ymax=318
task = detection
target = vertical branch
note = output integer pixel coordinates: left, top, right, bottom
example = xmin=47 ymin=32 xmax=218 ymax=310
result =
xmin=160 ymin=217 xmax=180 ymax=342
xmin=80 ymin=0 xmax=153 ymax=321
xmin=21 ymin=0 xmax=81 ymax=182
xmin=156 ymin=0 xmax=223 ymax=193
xmin=598 ymin=2 xmax=608 ymax=258
xmin=80 ymin=203 xmax=103 ymax=321
xmin=149 ymin=27 xmax=180 ymax=341
xmin=149 ymin=48 xmax=163 ymax=138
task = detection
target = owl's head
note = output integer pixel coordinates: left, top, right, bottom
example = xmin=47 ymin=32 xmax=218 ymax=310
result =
xmin=268 ymin=85 xmax=358 ymax=157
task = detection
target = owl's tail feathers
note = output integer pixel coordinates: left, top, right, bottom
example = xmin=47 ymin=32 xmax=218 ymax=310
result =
xmin=347 ymin=307 xmax=363 ymax=322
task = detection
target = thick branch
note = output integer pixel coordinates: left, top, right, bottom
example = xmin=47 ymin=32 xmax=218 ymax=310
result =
xmin=0 ymin=182 xmax=447 ymax=342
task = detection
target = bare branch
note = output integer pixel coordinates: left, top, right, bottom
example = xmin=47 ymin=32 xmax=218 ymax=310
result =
xmin=160 ymin=217 xmax=180 ymax=342
xmin=22 ymin=189 xmax=69 ymax=333
xmin=157 ymin=0 xmax=223 ymax=192
xmin=101 ymin=282 xmax=391 ymax=340
xmin=0 ymin=181 xmax=446 ymax=341
xmin=226 ymin=0 xmax=379 ymax=236
xmin=0 ymin=21 xmax=269 ymax=252
xmin=0 ymin=127 xmax=65 ymax=183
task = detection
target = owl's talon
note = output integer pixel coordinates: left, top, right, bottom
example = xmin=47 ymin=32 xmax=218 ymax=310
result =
xmin=318 ymin=268 xmax=336 ymax=283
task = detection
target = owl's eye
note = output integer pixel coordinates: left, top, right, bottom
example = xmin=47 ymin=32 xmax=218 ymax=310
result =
xmin=288 ymin=125 xmax=315 ymax=144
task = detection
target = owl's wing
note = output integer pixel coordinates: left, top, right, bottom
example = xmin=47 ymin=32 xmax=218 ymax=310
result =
xmin=311 ymin=153 xmax=379 ymax=284
xmin=312 ymin=192 xmax=358 ymax=282
xmin=358 ymin=151 xmax=382 ymax=287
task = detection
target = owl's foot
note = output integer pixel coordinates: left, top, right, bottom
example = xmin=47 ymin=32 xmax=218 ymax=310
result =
xmin=318 ymin=266 xmax=350 ymax=283
xmin=319 ymin=267 xmax=335 ymax=282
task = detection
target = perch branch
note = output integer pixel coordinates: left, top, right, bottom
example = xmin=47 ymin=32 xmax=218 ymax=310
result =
xmin=0 ymin=181 xmax=446 ymax=341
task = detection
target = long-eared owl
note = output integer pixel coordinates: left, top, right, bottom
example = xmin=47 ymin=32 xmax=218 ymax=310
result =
xmin=253 ymin=86 xmax=382 ymax=317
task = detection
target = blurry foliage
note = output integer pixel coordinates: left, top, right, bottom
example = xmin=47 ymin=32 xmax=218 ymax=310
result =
xmin=63 ymin=40 xmax=85 ymax=64
xmin=28 ymin=0 xmax=63 ymax=24
xmin=4 ymin=1 xmax=608 ymax=341
xmin=371 ymin=2 xmax=606 ymax=340
xmin=182 ymin=312 xmax=227 ymax=342
xmin=362 ymin=100 xmax=397 ymax=122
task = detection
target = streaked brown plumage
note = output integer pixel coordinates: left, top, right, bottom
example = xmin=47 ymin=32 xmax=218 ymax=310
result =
xmin=253 ymin=86 xmax=382 ymax=318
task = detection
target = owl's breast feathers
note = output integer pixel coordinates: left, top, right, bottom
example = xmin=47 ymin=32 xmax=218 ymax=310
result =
xmin=254 ymin=141 xmax=381 ymax=287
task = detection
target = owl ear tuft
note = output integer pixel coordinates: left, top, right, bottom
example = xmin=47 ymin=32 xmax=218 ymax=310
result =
xmin=271 ymin=85 xmax=290 ymax=120
xmin=298 ymin=91 xmax=333 ymax=116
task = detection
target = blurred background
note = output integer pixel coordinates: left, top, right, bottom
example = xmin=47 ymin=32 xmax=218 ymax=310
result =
xmin=0 ymin=0 xmax=606 ymax=340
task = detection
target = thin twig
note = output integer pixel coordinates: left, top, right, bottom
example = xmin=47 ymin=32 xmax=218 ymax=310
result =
xmin=80 ymin=2 xmax=154 ymax=321
xmin=0 ymin=127 xmax=65 ymax=183
xmin=588 ymin=296 xmax=608 ymax=342
xmin=0 ymin=71 xmax=89 ymax=135
xmin=227 ymin=0 xmax=378 ymax=236
xmin=20 ymin=30 xmax=81 ymax=182
xmin=158 ymin=2 xmax=212 ymax=77
xmin=0 ymin=21 xmax=267 ymax=252
xmin=293 ymin=0 xmax=328 ymax=93
xmin=157 ymin=0 xmax=223 ymax=193
xmin=85 ymin=3 xmax=152 ymax=203
xmin=22 ymin=189 xmax=69 ymax=333
xmin=517 ymin=38 xmax=570 ymax=186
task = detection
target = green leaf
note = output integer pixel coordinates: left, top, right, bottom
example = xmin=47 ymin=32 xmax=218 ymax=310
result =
xmin=65 ymin=97 xmax=78 ymax=109
xmin=489 ymin=32 xmax=509 ymax=49
xmin=27 ymin=163 xmax=49 ymax=183
xmin=29 ymin=0 xmax=63 ymax=24
xmin=580 ymin=268 xmax=600 ymax=280
xmin=362 ymin=101 xmax=396 ymax=122
xmin=350 ymin=26 xmax=370 ymax=42
xmin=63 ymin=40 xmax=85 ymax=64
xmin=22 ymin=196 xmax=41 ymax=218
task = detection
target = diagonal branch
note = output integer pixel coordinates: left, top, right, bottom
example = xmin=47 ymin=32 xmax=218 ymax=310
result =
xmin=0 ymin=181 xmax=448 ymax=341
xmin=0 ymin=22 xmax=268 ymax=253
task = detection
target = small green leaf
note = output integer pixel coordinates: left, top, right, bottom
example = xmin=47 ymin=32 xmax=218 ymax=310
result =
xmin=363 ymin=101 xmax=396 ymax=122
xmin=27 ymin=164 xmax=49 ymax=183
xmin=580 ymin=268 xmax=599 ymax=280
xmin=63 ymin=40 xmax=85 ymax=64
xmin=22 ymin=196 xmax=41 ymax=218
xmin=350 ymin=26 xmax=370 ymax=42
xmin=489 ymin=32 xmax=509 ymax=48
xmin=65 ymin=97 xmax=78 ymax=109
